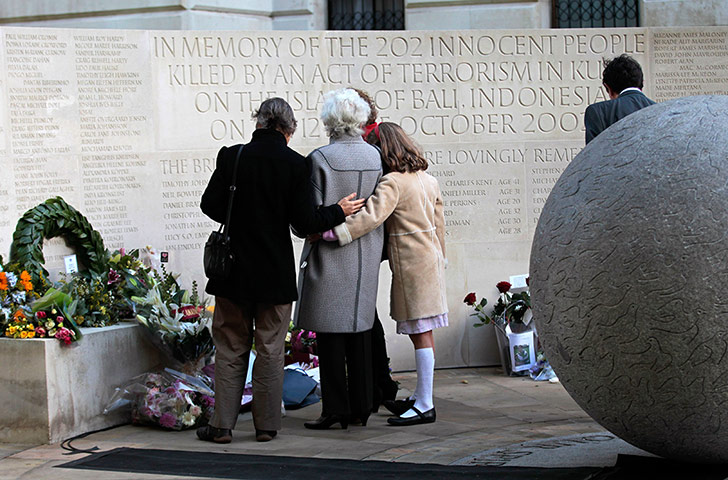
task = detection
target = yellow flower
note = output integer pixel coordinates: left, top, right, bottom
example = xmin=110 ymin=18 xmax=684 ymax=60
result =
xmin=8 ymin=326 xmax=17 ymax=334
xmin=20 ymin=331 xmax=28 ymax=339
xmin=27 ymin=331 xmax=35 ymax=338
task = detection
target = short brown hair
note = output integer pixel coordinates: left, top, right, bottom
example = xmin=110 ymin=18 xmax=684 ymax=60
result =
xmin=252 ymin=97 xmax=297 ymax=136
xmin=367 ymin=122 xmax=428 ymax=173
xmin=352 ymin=88 xmax=378 ymax=126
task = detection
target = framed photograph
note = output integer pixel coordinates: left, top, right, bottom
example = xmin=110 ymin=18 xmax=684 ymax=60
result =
xmin=507 ymin=329 xmax=536 ymax=372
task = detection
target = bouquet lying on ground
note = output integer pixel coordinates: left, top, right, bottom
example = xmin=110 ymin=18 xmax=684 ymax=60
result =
xmin=106 ymin=267 xmax=215 ymax=430
xmin=105 ymin=368 xmax=214 ymax=430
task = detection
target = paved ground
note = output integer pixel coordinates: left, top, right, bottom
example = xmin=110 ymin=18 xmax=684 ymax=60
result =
xmin=0 ymin=367 xmax=613 ymax=479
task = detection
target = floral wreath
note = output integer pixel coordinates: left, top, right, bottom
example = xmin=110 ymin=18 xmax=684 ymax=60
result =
xmin=9 ymin=197 xmax=108 ymax=282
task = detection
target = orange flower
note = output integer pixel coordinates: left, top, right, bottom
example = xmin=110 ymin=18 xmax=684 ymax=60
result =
xmin=0 ymin=272 xmax=7 ymax=291
xmin=20 ymin=271 xmax=31 ymax=282
xmin=13 ymin=310 xmax=25 ymax=322
xmin=21 ymin=280 xmax=33 ymax=292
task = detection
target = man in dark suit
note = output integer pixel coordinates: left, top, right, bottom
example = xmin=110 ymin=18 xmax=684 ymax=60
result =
xmin=585 ymin=54 xmax=655 ymax=144
xmin=197 ymin=97 xmax=364 ymax=444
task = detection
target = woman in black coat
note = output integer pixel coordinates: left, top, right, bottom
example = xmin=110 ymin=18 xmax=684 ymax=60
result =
xmin=197 ymin=98 xmax=363 ymax=444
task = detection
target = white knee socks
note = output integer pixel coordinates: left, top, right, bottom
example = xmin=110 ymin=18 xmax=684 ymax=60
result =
xmin=401 ymin=347 xmax=434 ymax=418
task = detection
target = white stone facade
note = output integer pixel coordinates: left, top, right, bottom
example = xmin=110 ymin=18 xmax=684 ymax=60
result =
xmin=0 ymin=1 xmax=726 ymax=29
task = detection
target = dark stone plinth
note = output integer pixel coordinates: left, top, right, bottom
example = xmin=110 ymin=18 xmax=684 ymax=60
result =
xmin=530 ymin=95 xmax=728 ymax=464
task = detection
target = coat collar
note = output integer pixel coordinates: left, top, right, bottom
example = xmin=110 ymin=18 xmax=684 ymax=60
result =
xmin=251 ymin=128 xmax=287 ymax=145
xmin=618 ymin=88 xmax=645 ymax=98
xmin=329 ymin=133 xmax=366 ymax=145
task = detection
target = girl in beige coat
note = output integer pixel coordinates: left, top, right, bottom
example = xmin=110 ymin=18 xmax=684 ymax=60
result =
xmin=329 ymin=122 xmax=447 ymax=426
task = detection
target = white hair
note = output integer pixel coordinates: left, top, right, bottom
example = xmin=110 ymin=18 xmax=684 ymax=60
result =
xmin=320 ymin=88 xmax=371 ymax=138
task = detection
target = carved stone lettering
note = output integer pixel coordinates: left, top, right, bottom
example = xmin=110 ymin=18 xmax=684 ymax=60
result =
xmin=0 ymin=26 xmax=726 ymax=368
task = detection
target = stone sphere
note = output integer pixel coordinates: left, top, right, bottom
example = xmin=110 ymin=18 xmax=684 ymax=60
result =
xmin=530 ymin=95 xmax=728 ymax=463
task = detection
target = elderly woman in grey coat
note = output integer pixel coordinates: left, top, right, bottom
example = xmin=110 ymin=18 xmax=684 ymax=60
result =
xmin=295 ymin=88 xmax=384 ymax=429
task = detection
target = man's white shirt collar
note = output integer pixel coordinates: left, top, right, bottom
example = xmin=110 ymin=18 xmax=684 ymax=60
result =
xmin=619 ymin=87 xmax=643 ymax=95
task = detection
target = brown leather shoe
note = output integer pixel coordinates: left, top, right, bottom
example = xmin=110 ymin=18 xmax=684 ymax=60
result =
xmin=196 ymin=425 xmax=232 ymax=443
xmin=255 ymin=429 xmax=277 ymax=442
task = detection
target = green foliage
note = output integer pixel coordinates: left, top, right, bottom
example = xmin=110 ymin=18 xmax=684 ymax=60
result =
xmin=9 ymin=197 xmax=108 ymax=283
xmin=468 ymin=287 xmax=531 ymax=331
xmin=32 ymin=288 xmax=83 ymax=340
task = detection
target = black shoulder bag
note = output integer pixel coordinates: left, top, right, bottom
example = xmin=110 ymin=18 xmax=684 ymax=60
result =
xmin=203 ymin=145 xmax=244 ymax=281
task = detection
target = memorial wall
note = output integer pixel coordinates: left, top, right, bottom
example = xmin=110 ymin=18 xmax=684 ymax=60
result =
xmin=0 ymin=26 xmax=726 ymax=369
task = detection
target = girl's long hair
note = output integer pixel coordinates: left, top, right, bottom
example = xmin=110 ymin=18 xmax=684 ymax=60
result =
xmin=366 ymin=122 xmax=428 ymax=173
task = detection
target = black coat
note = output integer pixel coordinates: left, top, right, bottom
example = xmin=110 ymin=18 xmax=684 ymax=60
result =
xmin=585 ymin=89 xmax=655 ymax=144
xmin=200 ymin=128 xmax=344 ymax=305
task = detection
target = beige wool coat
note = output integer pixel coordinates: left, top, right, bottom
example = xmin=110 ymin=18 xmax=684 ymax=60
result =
xmin=334 ymin=170 xmax=447 ymax=322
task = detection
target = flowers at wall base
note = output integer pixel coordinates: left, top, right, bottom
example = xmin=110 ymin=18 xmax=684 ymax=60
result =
xmin=466 ymin=280 xmax=532 ymax=333
xmin=132 ymin=267 xmax=213 ymax=372
xmin=106 ymin=369 xmax=214 ymax=431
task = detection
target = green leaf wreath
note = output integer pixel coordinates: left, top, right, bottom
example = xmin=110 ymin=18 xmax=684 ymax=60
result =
xmin=9 ymin=197 xmax=108 ymax=283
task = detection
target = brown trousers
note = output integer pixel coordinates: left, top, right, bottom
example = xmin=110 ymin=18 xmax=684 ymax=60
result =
xmin=209 ymin=296 xmax=291 ymax=432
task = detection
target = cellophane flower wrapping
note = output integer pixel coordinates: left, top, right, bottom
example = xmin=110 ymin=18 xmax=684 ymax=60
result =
xmin=105 ymin=266 xmax=216 ymax=429
xmin=132 ymin=267 xmax=214 ymax=374
xmin=105 ymin=368 xmax=214 ymax=430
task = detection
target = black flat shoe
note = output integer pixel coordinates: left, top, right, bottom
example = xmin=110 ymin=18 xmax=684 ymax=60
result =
xmin=387 ymin=407 xmax=436 ymax=426
xmin=382 ymin=398 xmax=415 ymax=416
xmin=304 ymin=415 xmax=348 ymax=430
xmin=196 ymin=425 xmax=233 ymax=443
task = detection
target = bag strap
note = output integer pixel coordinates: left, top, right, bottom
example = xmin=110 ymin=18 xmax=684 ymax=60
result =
xmin=222 ymin=144 xmax=244 ymax=237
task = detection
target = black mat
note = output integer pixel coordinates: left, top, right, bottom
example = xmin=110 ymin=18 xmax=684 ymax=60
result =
xmin=587 ymin=454 xmax=728 ymax=480
xmin=58 ymin=447 xmax=600 ymax=479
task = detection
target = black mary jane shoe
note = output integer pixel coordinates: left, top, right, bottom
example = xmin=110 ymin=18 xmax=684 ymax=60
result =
xmin=382 ymin=398 xmax=415 ymax=416
xmin=387 ymin=406 xmax=436 ymax=427
xmin=304 ymin=414 xmax=349 ymax=430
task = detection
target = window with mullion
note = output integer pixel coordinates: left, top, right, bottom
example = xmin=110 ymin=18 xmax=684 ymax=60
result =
xmin=553 ymin=0 xmax=639 ymax=28
xmin=328 ymin=0 xmax=404 ymax=30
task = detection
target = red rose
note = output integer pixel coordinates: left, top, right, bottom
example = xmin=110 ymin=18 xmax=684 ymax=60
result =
xmin=496 ymin=281 xmax=512 ymax=294
xmin=463 ymin=292 xmax=477 ymax=306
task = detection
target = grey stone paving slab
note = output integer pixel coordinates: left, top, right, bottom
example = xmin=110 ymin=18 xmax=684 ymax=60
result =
xmin=0 ymin=367 xmax=611 ymax=478
xmin=453 ymin=432 xmax=656 ymax=468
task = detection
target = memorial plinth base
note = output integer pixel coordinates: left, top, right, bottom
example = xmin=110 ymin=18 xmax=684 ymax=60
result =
xmin=0 ymin=323 xmax=162 ymax=444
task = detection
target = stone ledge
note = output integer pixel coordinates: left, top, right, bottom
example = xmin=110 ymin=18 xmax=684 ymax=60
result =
xmin=0 ymin=323 xmax=162 ymax=444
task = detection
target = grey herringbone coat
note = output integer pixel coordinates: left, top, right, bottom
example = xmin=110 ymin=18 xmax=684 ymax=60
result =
xmin=294 ymin=135 xmax=384 ymax=333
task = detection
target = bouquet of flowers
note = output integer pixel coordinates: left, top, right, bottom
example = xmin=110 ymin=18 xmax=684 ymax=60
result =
xmin=1 ymin=256 xmax=81 ymax=345
xmin=1 ymin=259 xmax=38 ymax=326
xmin=105 ymin=368 xmax=214 ymax=430
xmin=285 ymin=322 xmax=318 ymax=367
xmin=132 ymin=266 xmax=213 ymax=373
xmin=465 ymin=280 xmax=532 ymax=334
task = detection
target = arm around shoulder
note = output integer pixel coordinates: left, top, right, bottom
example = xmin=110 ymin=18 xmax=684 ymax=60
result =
xmin=288 ymin=155 xmax=345 ymax=236
xmin=337 ymin=174 xmax=400 ymax=246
